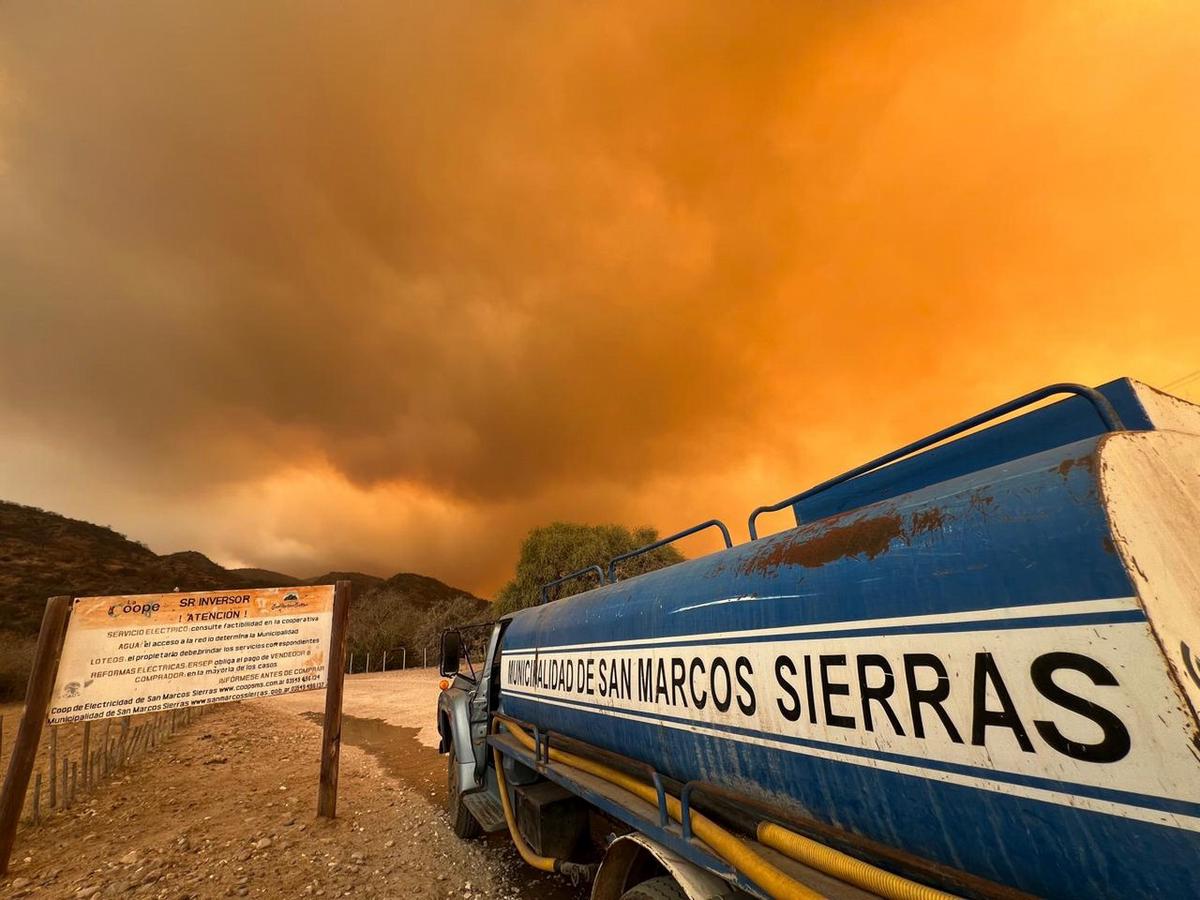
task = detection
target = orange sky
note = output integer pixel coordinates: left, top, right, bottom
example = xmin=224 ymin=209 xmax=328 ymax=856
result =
xmin=1 ymin=2 xmax=1198 ymax=596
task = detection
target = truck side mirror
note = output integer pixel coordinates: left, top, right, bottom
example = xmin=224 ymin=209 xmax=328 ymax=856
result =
xmin=440 ymin=630 xmax=462 ymax=677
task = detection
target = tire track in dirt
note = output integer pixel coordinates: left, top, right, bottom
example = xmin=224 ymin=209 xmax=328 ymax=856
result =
xmin=302 ymin=711 xmax=587 ymax=900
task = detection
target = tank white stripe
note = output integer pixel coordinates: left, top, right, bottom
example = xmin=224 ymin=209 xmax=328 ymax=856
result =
xmin=507 ymin=596 xmax=1139 ymax=655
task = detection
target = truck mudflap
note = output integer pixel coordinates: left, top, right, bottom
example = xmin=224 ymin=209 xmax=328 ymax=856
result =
xmin=592 ymin=834 xmax=739 ymax=900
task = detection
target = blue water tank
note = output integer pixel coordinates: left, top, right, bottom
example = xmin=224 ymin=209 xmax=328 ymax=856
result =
xmin=499 ymin=380 xmax=1200 ymax=899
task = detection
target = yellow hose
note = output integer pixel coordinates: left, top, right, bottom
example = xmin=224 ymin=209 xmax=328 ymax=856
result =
xmin=497 ymin=717 xmax=962 ymax=900
xmin=497 ymin=718 xmax=822 ymax=900
xmin=491 ymin=741 xmax=558 ymax=873
xmin=757 ymin=822 xmax=959 ymax=900
xmin=491 ymin=721 xmax=595 ymax=884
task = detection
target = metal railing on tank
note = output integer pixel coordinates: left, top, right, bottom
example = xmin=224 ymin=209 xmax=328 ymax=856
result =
xmin=536 ymin=519 xmax=737 ymax=606
xmin=606 ymin=519 xmax=733 ymax=583
xmin=747 ymin=381 xmax=1125 ymax=540
xmin=538 ymin=565 xmax=607 ymax=606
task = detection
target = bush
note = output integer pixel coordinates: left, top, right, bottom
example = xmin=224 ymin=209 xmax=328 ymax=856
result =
xmin=493 ymin=522 xmax=683 ymax=616
xmin=345 ymin=584 xmax=488 ymax=670
xmin=0 ymin=631 xmax=37 ymax=702
xmin=345 ymin=584 xmax=419 ymax=660
xmin=411 ymin=596 xmax=492 ymax=663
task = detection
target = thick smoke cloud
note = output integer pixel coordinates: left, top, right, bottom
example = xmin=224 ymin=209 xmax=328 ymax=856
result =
xmin=1 ymin=2 xmax=1199 ymax=592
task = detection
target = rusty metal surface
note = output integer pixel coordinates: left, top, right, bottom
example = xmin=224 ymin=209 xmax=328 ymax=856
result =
xmin=735 ymin=507 xmax=953 ymax=576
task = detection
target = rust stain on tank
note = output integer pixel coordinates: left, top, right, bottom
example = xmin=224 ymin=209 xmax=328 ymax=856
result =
xmin=1056 ymin=455 xmax=1096 ymax=479
xmin=739 ymin=512 xmax=906 ymax=574
xmin=968 ymin=490 xmax=994 ymax=514
xmin=704 ymin=559 xmax=728 ymax=579
xmin=909 ymin=507 xmax=945 ymax=537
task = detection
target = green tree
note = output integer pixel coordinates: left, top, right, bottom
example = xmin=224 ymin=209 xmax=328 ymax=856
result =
xmin=346 ymin=586 xmax=414 ymax=660
xmin=411 ymin=594 xmax=491 ymax=664
xmin=493 ymin=522 xmax=683 ymax=616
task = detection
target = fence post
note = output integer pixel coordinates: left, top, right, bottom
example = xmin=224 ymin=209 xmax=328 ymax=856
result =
xmin=382 ymin=650 xmax=387 ymax=672
xmin=365 ymin=652 xmax=370 ymax=674
xmin=80 ymin=721 xmax=91 ymax=788
xmin=0 ymin=595 xmax=72 ymax=875
xmin=48 ymin=727 xmax=57 ymax=809
xmin=318 ymin=581 xmax=352 ymax=818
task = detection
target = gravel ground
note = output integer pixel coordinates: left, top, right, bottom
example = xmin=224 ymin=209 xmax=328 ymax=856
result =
xmin=2 ymin=695 xmax=580 ymax=899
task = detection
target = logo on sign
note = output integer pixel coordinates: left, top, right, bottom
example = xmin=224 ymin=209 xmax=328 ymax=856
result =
xmin=270 ymin=591 xmax=307 ymax=611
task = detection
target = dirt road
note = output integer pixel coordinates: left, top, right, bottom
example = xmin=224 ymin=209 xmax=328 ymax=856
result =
xmin=271 ymin=670 xmax=585 ymax=898
xmin=2 ymin=671 xmax=588 ymax=899
xmin=268 ymin=668 xmax=447 ymax=750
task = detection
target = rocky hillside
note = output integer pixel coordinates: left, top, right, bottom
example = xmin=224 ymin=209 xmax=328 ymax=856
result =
xmin=0 ymin=500 xmax=484 ymax=637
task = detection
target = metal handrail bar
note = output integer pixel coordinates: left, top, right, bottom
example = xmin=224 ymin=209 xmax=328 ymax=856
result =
xmin=540 ymin=566 xmax=604 ymax=609
xmin=607 ymin=519 xmax=734 ymax=583
xmin=747 ymin=382 xmax=1125 ymax=539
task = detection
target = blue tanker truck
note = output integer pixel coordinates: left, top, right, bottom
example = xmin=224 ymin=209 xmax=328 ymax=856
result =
xmin=436 ymin=378 xmax=1200 ymax=900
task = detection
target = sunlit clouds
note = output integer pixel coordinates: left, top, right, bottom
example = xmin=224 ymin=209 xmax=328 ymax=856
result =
xmin=1 ymin=2 xmax=1198 ymax=594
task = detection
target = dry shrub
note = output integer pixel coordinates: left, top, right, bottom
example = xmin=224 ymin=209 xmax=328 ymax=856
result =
xmin=0 ymin=631 xmax=37 ymax=702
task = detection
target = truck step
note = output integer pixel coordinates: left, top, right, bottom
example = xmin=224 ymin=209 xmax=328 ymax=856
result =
xmin=463 ymin=790 xmax=508 ymax=833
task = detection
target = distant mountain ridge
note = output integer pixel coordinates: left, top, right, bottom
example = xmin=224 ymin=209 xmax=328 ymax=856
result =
xmin=0 ymin=500 xmax=483 ymax=636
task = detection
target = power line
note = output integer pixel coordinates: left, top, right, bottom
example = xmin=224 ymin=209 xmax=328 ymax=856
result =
xmin=1164 ymin=369 xmax=1200 ymax=390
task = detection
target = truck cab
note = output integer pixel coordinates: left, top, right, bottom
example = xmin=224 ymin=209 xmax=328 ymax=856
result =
xmin=436 ymin=622 xmax=506 ymax=840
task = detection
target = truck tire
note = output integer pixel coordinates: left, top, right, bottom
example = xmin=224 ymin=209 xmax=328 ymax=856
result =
xmin=619 ymin=876 xmax=688 ymax=900
xmin=447 ymin=744 xmax=482 ymax=839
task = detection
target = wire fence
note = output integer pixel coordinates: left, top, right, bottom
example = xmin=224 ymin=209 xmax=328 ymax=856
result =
xmin=0 ymin=704 xmax=211 ymax=826
xmin=345 ymin=646 xmax=437 ymax=674
xmin=345 ymin=643 xmax=483 ymax=675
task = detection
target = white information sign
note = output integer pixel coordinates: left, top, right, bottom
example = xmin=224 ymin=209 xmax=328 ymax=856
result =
xmin=47 ymin=585 xmax=335 ymax=724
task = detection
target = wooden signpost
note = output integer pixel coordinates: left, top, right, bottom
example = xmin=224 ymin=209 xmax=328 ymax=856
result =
xmin=0 ymin=581 xmax=352 ymax=876
xmin=318 ymin=580 xmax=351 ymax=818
xmin=0 ymin=596 xmax=70 ymax=876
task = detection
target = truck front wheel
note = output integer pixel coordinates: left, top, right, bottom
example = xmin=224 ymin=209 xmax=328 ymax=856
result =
xmin=447 ymin=744 xmax=483 ymax=839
